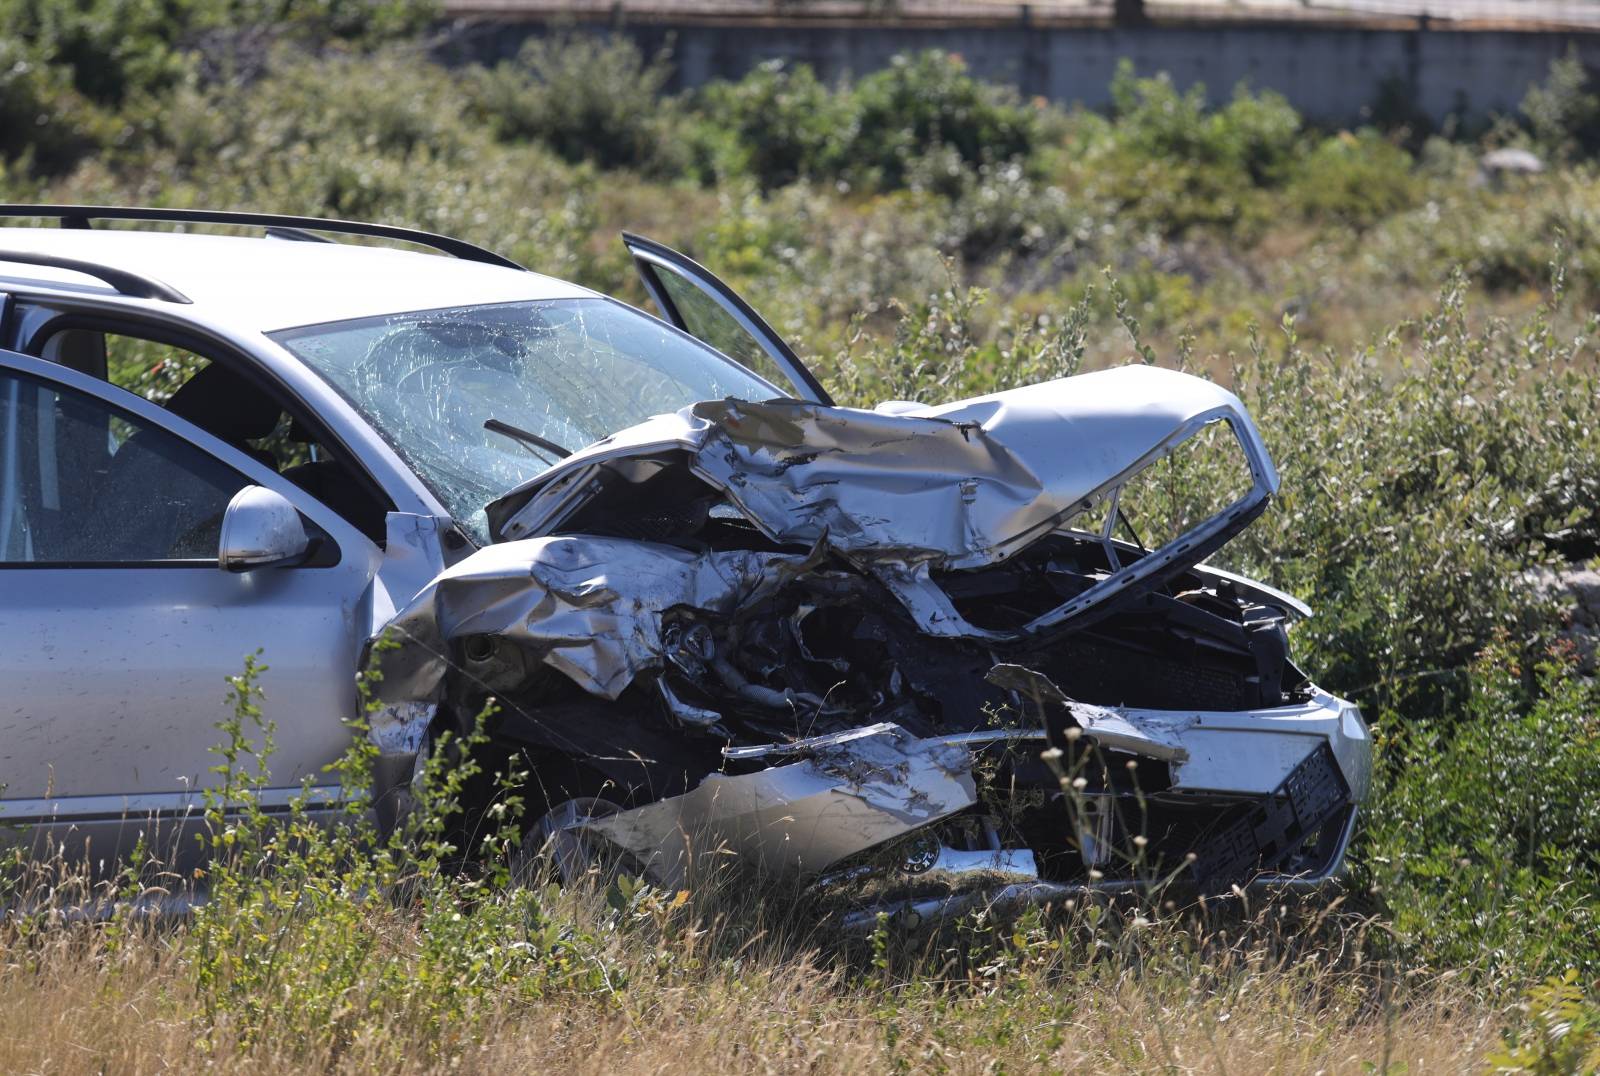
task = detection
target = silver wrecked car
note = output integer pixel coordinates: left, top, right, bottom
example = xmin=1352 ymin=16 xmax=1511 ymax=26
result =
xmin=0 ymin=206 xmax=1369 ymax=917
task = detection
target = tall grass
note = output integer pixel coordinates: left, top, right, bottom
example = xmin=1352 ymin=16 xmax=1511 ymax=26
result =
xmin=0 ymin=655 xmax=1517 ymax=1072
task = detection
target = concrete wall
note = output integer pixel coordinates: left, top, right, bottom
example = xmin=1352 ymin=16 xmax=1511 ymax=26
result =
xmin=444 ymin=21 xmax=1599 ymax=125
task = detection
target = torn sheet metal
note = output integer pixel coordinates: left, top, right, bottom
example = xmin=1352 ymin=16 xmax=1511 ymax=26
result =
xmin=986 ymin=663 xmax=1190 ymax=761
xmin=368 ymin=700 xmax=436 ymax=755
xmin=722 ymin=722 xmax=901 ymax=761
xmin=485 ymin=365 xmax=1280 ymax=638
xmin=491 ymin=365 xmax=1277 ymax=569
xmin=1154 ymin=689 xmax=1373 ymax=798
xmin=575 ymin=725 xmax=977 ymax=888
xmin=370 ymin=536 xmax=810 ymax=703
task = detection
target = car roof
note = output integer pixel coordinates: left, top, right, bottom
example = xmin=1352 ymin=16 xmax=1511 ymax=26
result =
xmin=0 ymin=226 xmax=594 ymax=332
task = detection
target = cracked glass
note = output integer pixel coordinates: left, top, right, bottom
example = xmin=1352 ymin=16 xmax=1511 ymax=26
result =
xmin=273 ymin=298 xmax=786 ymax=543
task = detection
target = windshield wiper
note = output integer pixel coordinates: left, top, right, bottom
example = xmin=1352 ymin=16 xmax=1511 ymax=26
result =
xmin=484 ymin=418 xmax=572 ymax=462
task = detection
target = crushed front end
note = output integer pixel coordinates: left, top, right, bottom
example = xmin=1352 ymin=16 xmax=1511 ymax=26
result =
xmin=372 ymin=365 xmax=1371 ymax=921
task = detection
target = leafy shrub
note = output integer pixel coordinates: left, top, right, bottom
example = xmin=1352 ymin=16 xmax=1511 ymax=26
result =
xmin=1522 ymin=47 xmax=1600 ymax=159
xmin=1078 ymin=62 xmax=1304 ymax=233
xmin=1491 ymin=970 xmax=1600 ymax=1073
xmin=0 ymin=37 xmax=112 ymax=173
xmin=185 ymin=653 xmax=622 ymax=1057
xmin=902 ymin=148 xmax=1094 ymax=263
xmin=1285 ymin=129 xmax=1421 ymax=227
xmin=685 ymin=52 xmax=1040 ymax=192
xmin=1104 ymin=62 xmax=1302 ymax=178
xmin=829 ymin=280 xmax=1092 ymax=406
xmin=469 ymin=34 xmax=682 ymax=174
xmin=849 ymin=51 xmax=1039 ymax=190
xmin=1370 ymin=172 xmax=1600 ymax=294
xmin=1368 ymin=645 xmax=1600 ymax=980
xmin=0 ymin=0 xmax=437 ymax=175
xmin=0 ymin=0 xmax=193 ymax=106
xmin=177 ymin=48 xmax=477 ymax=166
xmin=0 ymin=0 xmax=435 ymax=108
xmin=688 ymin=60 xmax=853 ymax=187
xmin=1231 ymin=279 xmax=1597 ymax=719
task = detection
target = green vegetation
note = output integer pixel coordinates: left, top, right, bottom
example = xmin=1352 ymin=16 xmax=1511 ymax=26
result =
xmin=4 ymin=15 xmax=1600 ymax=1070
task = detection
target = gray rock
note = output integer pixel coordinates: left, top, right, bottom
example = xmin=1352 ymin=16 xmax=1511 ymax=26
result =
xmin=1481 ymin=147 xmax=1546 ymax=174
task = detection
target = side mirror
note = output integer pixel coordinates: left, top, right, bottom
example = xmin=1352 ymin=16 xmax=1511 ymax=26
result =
xmin=218 ymin=485 xmax=311 ymax=572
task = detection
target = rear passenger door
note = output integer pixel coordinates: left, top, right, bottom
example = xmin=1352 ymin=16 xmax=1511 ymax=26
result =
xmin=0 ymin=351 xmax=381 ymax=869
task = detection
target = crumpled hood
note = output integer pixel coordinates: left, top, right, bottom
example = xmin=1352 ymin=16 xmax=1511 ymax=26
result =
xmin=486 ymin=364 xmax=1277 ymax=572
xmin=371 ymin=364 xmax=1285 ymax=704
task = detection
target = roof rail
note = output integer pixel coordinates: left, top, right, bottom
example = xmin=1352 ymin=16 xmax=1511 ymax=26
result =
xmin=0 ymin=205 xmax=527 ymax=270
xmin=0 ymin=249 xmax=191 ymax=303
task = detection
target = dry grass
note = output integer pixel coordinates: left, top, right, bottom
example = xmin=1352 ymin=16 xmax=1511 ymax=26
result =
xmin=0 ymin=879 xmax=1511 ymax=1075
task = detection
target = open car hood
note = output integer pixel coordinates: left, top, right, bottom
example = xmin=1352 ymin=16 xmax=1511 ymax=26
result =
xmin=484 ymin=365 xmax=1278 ymax=638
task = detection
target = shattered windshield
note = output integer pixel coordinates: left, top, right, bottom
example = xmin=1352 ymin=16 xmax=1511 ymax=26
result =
xmin=272 ymin=298 xmax=785 ymax=542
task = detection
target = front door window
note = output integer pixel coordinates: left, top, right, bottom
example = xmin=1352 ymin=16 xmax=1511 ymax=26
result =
xmin=0 ymin=369 xmax=249 ymax=562
xmin=624 ymin=233 xmax=833 ymax=405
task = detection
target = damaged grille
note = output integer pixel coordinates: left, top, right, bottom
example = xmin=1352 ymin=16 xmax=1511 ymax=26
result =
xmin=1188 ymin=743 xmax=1352 ymax=887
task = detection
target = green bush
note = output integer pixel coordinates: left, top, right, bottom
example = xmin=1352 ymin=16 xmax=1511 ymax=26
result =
xmin=849 ymin=50 xmax=1039 ymax=190
xmin=1367 ymin=645 xmax=1600 ymax=980
xmin=0 ymin=37 xmax=112 ymax=174
xmin=0 ymin=0 xmax=191 ymax=106
xmin=1370 ymin=171 xmax=1600 ymax=295
xmin=183 ymin=653 xmax=622 ymax=1058
xmin=167 ymin=49 xmax=477 ymax=167
xmin=0 ymin=0 xmax=437 ymax=176
xmin=1232 ymin=279 xmax=1596 ymax=719
xmin=1285 ymin=129 xmax=1421 ymax=227
xmin=1104 ymin=63 xmax=1302 ymax=177
xmin=685 ymin=51 xmax=1040 ymax=192
xmin=469 ymin=34 xmax=682 ymax=174
xmin=1522 ymin=47 xmax=1600 ymax=159
xmin=688 ymin=60 xmax=853 ymax=187
xmin=1077 ymin=62 xmax=1304 ymax=233
xmin=1491 ymin=970 xmax=1600 ymax=1072
xmin=0 ymin=0 xmax=435 ymax=108
xmin=902 ymin=149 xmax=1095 ymax=262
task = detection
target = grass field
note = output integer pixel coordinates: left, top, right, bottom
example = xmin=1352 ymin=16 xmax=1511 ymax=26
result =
xmin=4 ymin=11 xmax=1600 ymax=1071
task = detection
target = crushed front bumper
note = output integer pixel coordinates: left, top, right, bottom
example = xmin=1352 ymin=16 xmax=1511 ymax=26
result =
xmin=565 ymin=689 xmax=1370 ymax=921
xmin=833 ymin=811 xmax=1362 ymax=933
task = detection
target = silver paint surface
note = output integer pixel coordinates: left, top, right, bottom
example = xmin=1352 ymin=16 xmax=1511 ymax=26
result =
xmin=574 ymin=725 xmax=977 ymax=888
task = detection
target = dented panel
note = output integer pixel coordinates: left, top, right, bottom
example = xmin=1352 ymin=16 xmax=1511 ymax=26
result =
xmin=493 ymin=366 xmax=1275 ymax=567
xmin=575 ymin=726 xmax=977 ymax=888
xmin=486 ymin=367 xmax=1278 ymax=641
xmin=0 ymin=220 xmax=1370 ymax=921
xmin=373 ymin=536 xmax=813 ymax=703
